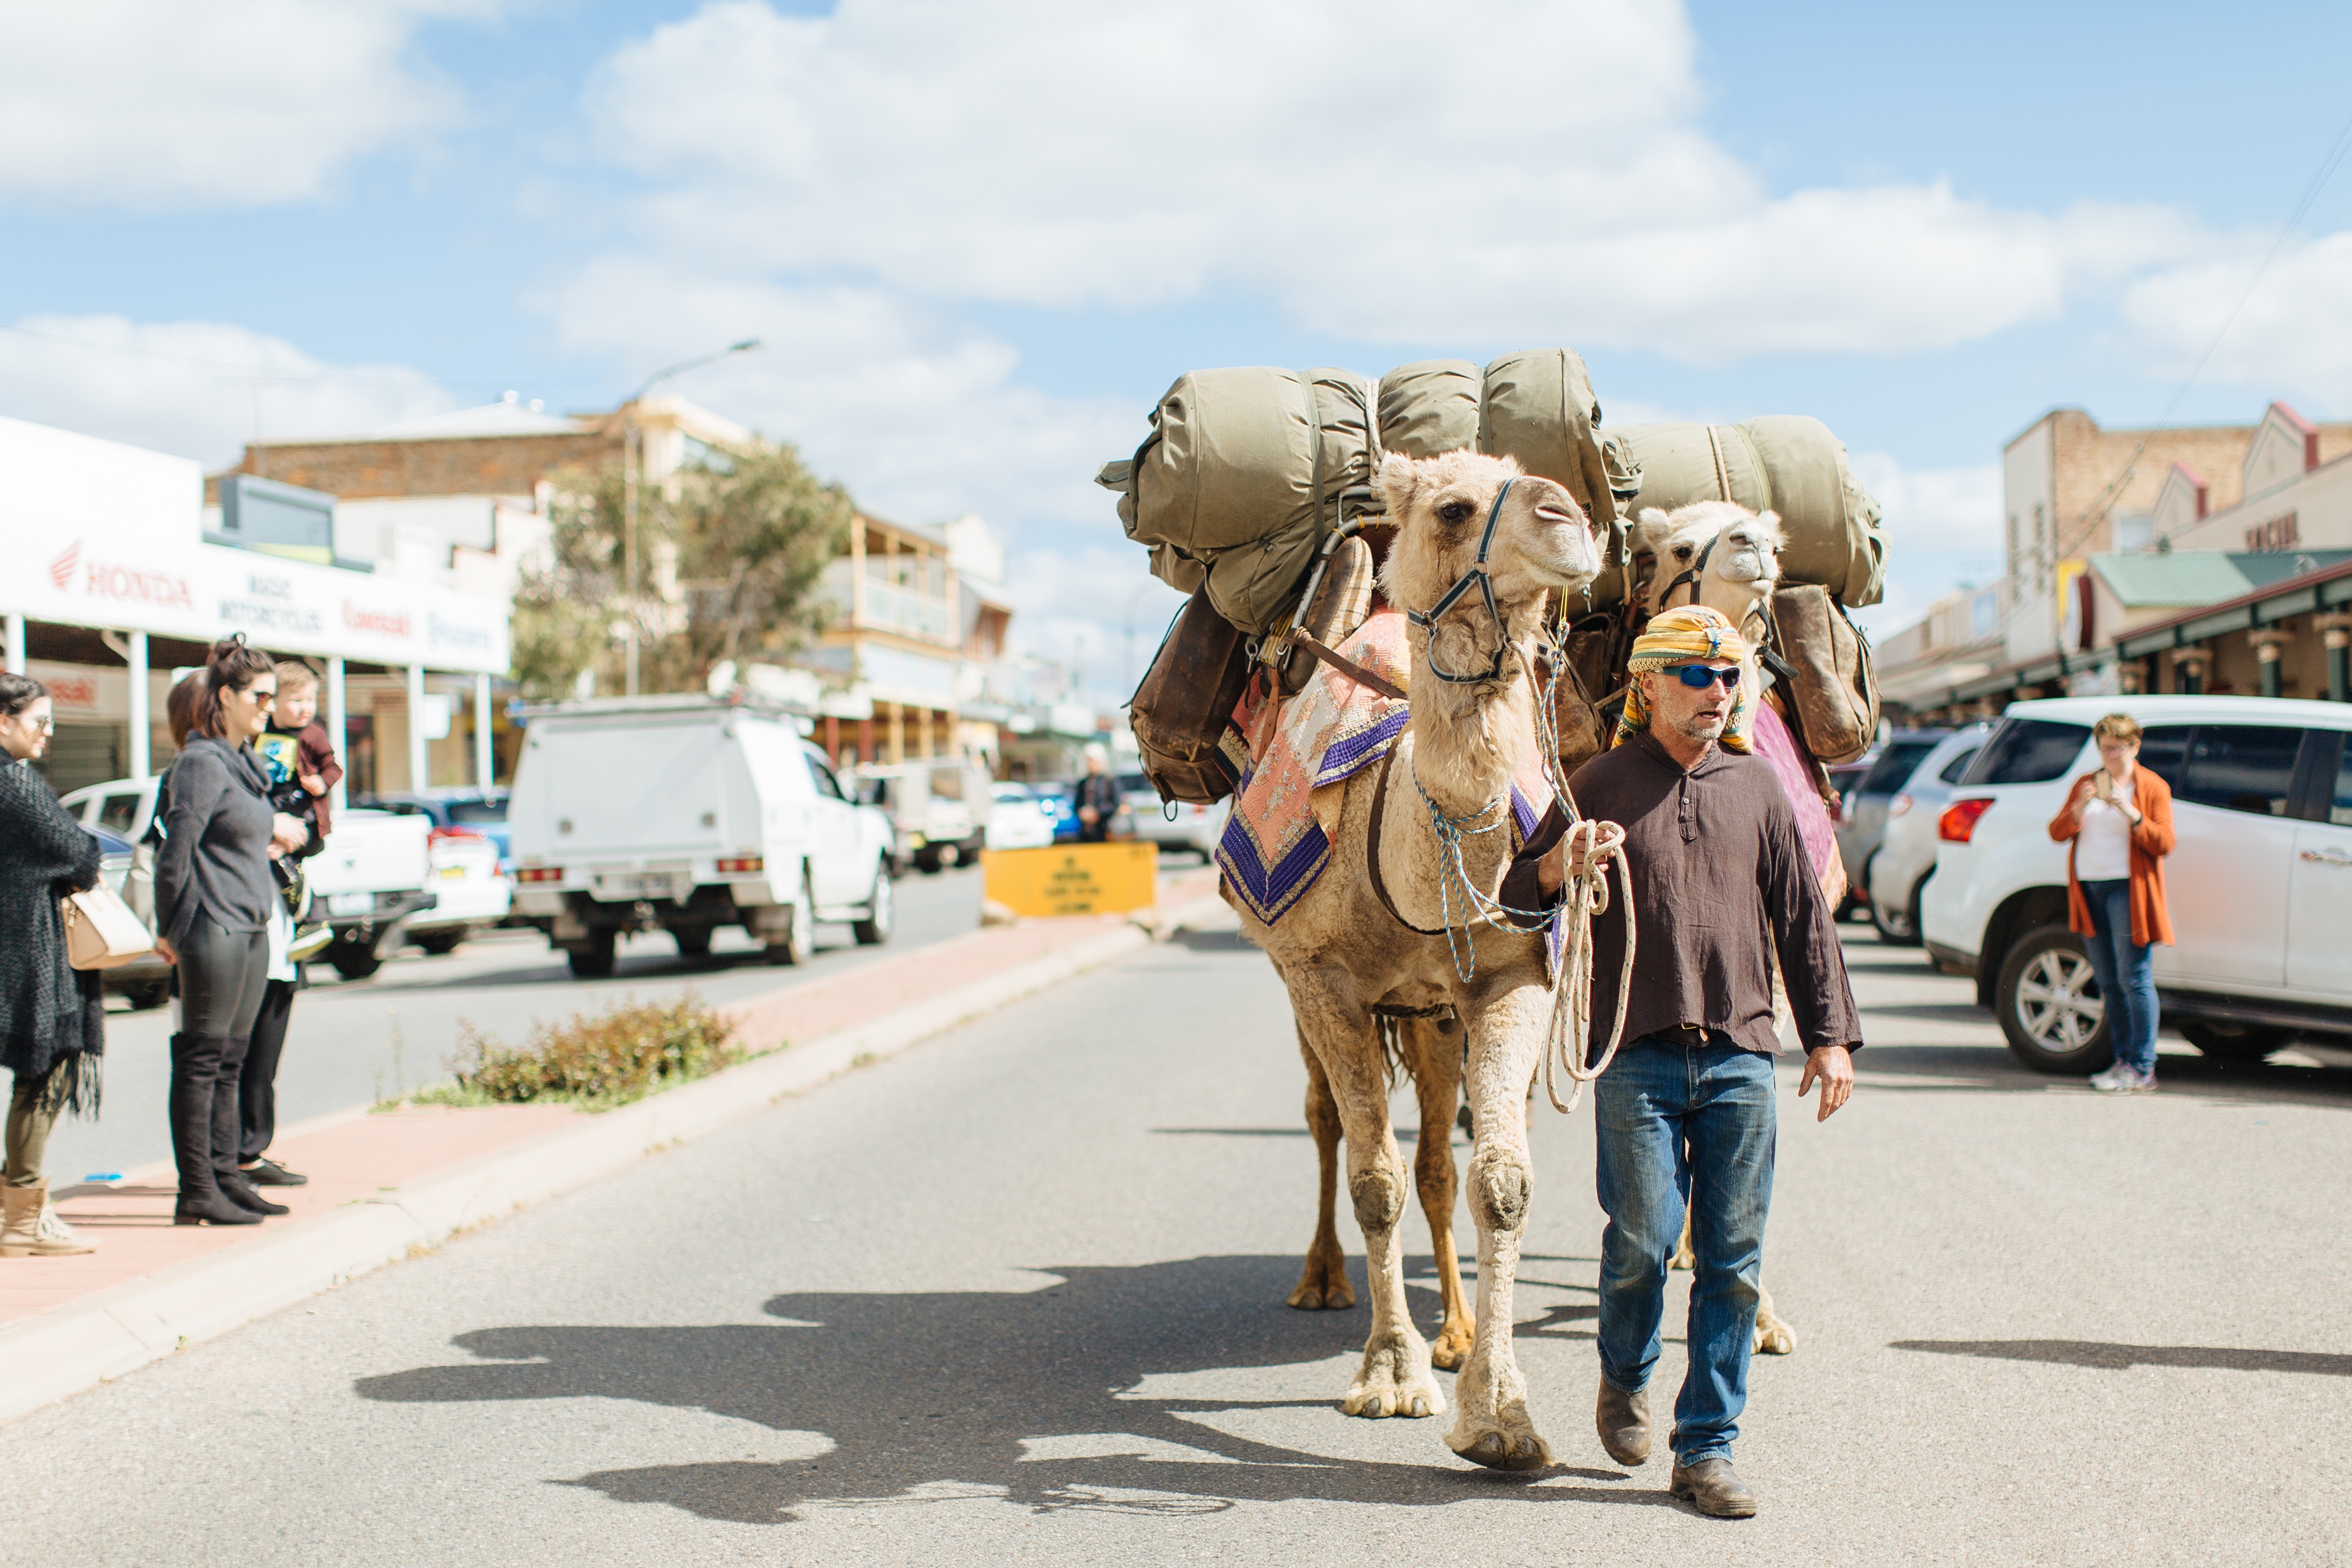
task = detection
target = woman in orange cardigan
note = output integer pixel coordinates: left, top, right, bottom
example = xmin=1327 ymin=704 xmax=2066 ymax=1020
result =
xmin=2047 ymin=713 xmax=2176 ymax=1092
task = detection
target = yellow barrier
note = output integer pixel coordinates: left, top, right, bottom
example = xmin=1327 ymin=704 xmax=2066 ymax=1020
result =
xmin=981 ymin=841 xmax=1160 ymax=917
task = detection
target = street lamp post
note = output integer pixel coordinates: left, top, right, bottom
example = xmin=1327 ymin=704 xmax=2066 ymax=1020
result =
xmin=620 ymin=337 xmax=763 ymax=696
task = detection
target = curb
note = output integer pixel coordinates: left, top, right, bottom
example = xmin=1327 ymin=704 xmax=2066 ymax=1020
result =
xmin=0 ymin=892 xmax=1228 ymax=1425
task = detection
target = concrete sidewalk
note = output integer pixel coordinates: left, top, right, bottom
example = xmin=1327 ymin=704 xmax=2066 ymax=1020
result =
xmin=0 ymin=868 xmax=1223 ymax=1423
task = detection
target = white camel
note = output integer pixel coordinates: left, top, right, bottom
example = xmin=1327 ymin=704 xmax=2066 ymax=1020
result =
xmin=1236 ymin=449 xmax=1608 ymax=1470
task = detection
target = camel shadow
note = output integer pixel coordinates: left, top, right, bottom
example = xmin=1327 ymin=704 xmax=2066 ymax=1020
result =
xmin=355 ymin=1253 xmax=1666 ymax=1525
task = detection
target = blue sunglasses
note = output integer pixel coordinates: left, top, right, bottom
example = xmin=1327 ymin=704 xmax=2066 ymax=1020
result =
xmin=1668 ymin=664 xmax=1742 ymax=690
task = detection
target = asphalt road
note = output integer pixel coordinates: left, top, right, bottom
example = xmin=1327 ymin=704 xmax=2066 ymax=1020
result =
xmin=13 ymin=913 xmax=2352 ymax=1565
xmin=47 ymin=862 xmax=1004 ymax=1180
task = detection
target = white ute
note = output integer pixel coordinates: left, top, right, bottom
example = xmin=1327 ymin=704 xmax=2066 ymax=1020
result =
xmin=507 ymin=694 xmax=898 ymax=977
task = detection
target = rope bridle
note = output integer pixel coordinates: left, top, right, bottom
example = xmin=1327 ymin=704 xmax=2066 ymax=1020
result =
xmin=1405 ymin=478 xmax=1517 ymax=686
xmin=1372 ymin=491 xmax=1640 ymax=1110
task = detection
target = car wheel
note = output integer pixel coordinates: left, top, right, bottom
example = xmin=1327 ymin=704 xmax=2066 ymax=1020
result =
xmin=1869 ymin=865 xmax=1923 ymax=947
xmin=328 ymin=938 xmax=385 ymax=982
xmin=566 ymin=930 xmax=617 ymax=979
xmin=853 ymin=862 xmax=894 ymax=946
xmin=122 ymin=979 xmax=172 ymax=1011
xmin=413 ymin=930 xmax=464 ymax=957
xmin=767 ymin=874 xmax=816 ymax=966
xmin=2179 ymin=1019 xmax=2293 ymax=1064
xmin=1996 ymin=924 xmax=2110 ymax=1074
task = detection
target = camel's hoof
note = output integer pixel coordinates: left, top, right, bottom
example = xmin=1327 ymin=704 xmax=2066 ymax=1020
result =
xmin=1343 ymin=1357 xmax=1445 ymax=1420
xmin=1428 ymin=1328 xmax=1475 ymax=1372
xmin=1287 ymin=1276 xmax=1356 ymax=1311
xmin=1755 ymin=1319 xmax=1796 ymax=1356
xmin=1451 ymin=1429 xmax=1553 ymax=1472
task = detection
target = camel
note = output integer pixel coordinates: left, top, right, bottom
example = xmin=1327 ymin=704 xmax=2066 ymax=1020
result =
xmin=1627 ymin=499 xmax=1832 ymax=1358
xmin=1234 ymin=449 xmax=1608 ymax=1470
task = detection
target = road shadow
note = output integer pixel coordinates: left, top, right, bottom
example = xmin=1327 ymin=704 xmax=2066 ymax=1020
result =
xmin=355 ymin=1253 xmax=1662 ymax=1525
xmin=1892 ymin=1339 xmax=2352 ymax=1376
xmin=1164 ymin=927 xmax=1255 ymax=954
xmin=1850 ymin=1042 xmax=2352 ymax=1108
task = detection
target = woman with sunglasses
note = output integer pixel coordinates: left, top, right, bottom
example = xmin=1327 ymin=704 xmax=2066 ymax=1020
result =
xmin=151 ymin=636 xmax=310 ymax=1226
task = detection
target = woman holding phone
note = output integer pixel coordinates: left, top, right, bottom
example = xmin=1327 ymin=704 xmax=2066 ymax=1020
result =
xmin=151 ymin=636 xmax=309 ymax=1225
xmin=2048 ymin=712 xmax=2176 ymax=1093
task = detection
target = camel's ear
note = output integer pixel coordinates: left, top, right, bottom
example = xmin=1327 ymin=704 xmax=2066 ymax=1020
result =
xmin=1377 ymin=452 xmax=1419 ymax=519
xmin=1629 ymin=506 xmax=1672 ymax=552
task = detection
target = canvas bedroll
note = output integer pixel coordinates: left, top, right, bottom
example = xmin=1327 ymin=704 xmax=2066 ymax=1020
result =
xmin=1101 ymin=349 xmax=1628 ymax=637
xmin=1611 ymin=416 xmax=1886 ymax=608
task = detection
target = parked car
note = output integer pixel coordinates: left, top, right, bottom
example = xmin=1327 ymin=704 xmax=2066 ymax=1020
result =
xmin=851 ymin=760 xmax=994 ymax=873
xmin=1862 ymin=721 xmax=1991 ymax=945
xmin=357 ymin=788 xmax=514 ymax=872
xmin=402 ymin=827 xmax=512 ymax=955
xmin=86 ymin=824 xmax=173 ymax=1009
xmin=507 ymin=694 xmax=897 ymax=977
xmin=1035 ymin=782 xmax=1081 ymax=843
xmin=58 ymin=775 xmax=436 ymax=982
xmin=1920 ymin=696 xmax=2352 ymax=1073
xmin=1116 ymin=771 xmax=1225 ymax=861
xmin=1832 ymin=728 xmax=1950 ymax=907
xmin=983 ymin=782 xmax=1057 ymax=851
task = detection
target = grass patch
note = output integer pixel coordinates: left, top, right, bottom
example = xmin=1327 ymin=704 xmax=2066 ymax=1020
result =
xmin=403 ymin=995 xmax=747 ymax=1112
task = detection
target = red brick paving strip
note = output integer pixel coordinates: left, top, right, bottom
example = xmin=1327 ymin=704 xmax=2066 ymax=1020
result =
xmin=0 ymin=865 xmax=1220 ymax=1337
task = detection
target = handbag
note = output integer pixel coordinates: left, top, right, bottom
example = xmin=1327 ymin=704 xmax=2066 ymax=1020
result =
xmin=61 ymin=884 xmax=156 ymax=971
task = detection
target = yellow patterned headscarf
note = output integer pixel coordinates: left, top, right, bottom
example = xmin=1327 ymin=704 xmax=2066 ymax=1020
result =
xmin=1613 ymin=606 xmax=1753 ymax=753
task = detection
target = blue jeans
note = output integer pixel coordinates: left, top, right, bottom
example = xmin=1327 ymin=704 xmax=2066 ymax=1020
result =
xmin=1593 ymin=1036 xmax=1776 ymax=1466
xmin=2077 ymin=878 xmax=2157 ymax=1075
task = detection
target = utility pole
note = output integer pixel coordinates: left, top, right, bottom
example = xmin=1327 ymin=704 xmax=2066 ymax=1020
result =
xmin=620 ymin=337 xmax=763 ymax=694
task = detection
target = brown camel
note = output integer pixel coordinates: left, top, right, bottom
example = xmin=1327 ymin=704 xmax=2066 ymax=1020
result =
xmin=1231 ymin=449 xmax=1609 ymax=1470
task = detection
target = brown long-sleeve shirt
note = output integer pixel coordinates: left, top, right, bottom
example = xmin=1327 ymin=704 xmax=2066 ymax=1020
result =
xmin=1545 ymin=731 xmax=1862 ymax=1061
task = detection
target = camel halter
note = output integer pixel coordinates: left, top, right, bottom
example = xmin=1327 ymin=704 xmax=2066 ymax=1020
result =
xmin=1656 ymin=524 xmax=1724 ymax=610
xmin=1406 ymin=479 xmax=1516 ymax=686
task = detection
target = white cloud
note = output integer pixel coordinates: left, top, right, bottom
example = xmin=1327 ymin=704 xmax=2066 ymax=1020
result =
xmin=0 ymin=315 xmax=455 ymax=464
xmin=1845 ymin=454 xmax=2003 ymax=639
xmin=0 ymin=1 xmax=486 ymax=208
xmin=2120 ymin=232 xmax=2352 ymax=409
xmin=583 ymin=0 xmax=2206 ymax=361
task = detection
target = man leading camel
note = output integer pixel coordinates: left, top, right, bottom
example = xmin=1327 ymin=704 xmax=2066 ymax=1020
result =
xmin=1538 ymin=605 xmax=1859 ymax=1519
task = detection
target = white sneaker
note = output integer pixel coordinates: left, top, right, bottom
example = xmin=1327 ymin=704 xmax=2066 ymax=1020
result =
xmin=2122 ymin=1065 xmax=2157 ymax=1093
xmin=2089 ymin=1065 xmax=2133 ymax=1093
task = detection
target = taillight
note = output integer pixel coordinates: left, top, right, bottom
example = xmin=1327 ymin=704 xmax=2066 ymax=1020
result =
xmin=516 ymin=865 xmax=565 ymax=884
xmin=1887 ymin=794 xmax=1913 ymax=818
xmin=717 ymin=855 xmax=764 ymax=874
xmin=429 ymin=825 xmax=483 ymax=845
xmin=1938 ymin=798 xmax=1994 ymax=842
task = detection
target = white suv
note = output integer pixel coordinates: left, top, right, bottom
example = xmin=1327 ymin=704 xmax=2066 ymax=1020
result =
xmin=1920 ymin=695 xmax=2352 ymax=1072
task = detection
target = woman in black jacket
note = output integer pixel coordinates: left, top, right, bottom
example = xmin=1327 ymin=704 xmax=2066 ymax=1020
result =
xmin=152 ymin=637 xmax=308 ymax=1226
xmin=0 ymin=672 xmax=103 ymax=1258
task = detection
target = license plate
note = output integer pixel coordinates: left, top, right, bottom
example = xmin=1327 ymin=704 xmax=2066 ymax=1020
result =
xmin=439 ymin=865 xmax=467 ymax=880
xmin=602 ymin=873 xmax=676 ymax=900
xmin=328 ymin=892 xmax=373 ymax=916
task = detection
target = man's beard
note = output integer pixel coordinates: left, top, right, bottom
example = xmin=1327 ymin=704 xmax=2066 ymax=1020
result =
xmin=1669 ymin=707 xmax=1727 ymax=743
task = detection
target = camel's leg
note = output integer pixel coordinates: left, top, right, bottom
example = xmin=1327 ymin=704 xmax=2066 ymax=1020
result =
xmin=1755 ymin=1281 xmax=1797 ymax=1355
xmin=1396 ymin=1016 xmax=1475 ymax=1370
xmin=1288 ymin=1024 xmax=1355 ymax=1311
xmin=1669 ymin=1205 xmax=1696 ymax=1271
xmin=1446 ymin=981 xmax=1553 ymax=1470
xmin=1287 ymin=970 xmax=1442 ymax=1420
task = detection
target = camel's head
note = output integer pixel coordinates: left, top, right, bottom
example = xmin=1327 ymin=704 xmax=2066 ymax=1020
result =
xmin=1377 ymin=450 xmax=1603 ymax=685
xmin=1629 ymin=500 xmax=1786 ymax=623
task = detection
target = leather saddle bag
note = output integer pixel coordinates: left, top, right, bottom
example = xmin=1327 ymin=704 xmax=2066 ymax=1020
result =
xmin=1130 ymin=585 xmax=1255 ymax=805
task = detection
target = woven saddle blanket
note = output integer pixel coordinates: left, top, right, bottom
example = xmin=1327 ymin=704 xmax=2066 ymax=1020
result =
xmin=1217 ymin=610 xmax=1556 ymax=928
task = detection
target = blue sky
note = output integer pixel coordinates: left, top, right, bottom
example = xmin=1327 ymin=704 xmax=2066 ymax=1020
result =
xmin=5 ymin=1 xmax=2351 ymax=697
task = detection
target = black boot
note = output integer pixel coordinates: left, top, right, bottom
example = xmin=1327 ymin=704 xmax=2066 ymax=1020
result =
xmin=171 ymin=1034 xmax=260 ymax=1227
xmin=219 ymin=1173 xmax=289 ymax=1216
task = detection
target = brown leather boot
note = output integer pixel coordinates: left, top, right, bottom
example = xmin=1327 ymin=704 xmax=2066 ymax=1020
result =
xmin=1595 ymin=1379 xmax=1649 ymax=1466
xmin=1670 ymin=1457 xmax=1758 ymax=1518
xmin=1 ymin=1179 xmax=95 ymax=1258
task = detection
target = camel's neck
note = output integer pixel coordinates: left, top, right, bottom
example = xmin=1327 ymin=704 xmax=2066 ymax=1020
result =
xmin=1405 ymin=651 xmax=1536 ymax=819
